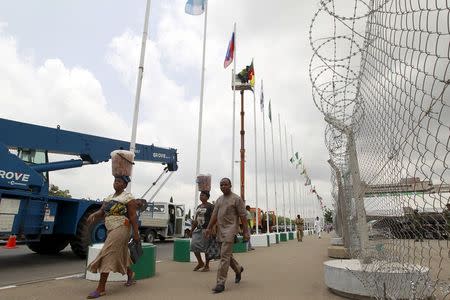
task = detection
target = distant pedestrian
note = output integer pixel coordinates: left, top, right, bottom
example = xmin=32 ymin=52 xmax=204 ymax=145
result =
xmin=86 ymin=176 xmax=141 ymax=299
xmin=246 ymin=205 xmax=255 ymax=251
xmin=314 ymin=216 xmax=321 ymax=239
xmin=205 ymin=178 xmax=250 ymax=294
xmin=190 ymin=191 xmax=214 ymax=272
xmin=295 ymin=215 xmax=304 ymax=242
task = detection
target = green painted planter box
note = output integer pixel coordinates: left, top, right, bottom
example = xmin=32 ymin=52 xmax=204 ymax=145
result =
xmin=275 ymin=233 xmax=280 ymax=244
xmin=173 ymin=238 xmax=191 ymax=262
xmin=280 ymin=232 xmax=288 ymax=242
xmin=131 ymin=243 xmax=156 ymax=279
xmin=232 ymin=236 xmax=247 ymax=253
xmin=288 ymin=232 xmax=294 ymax=240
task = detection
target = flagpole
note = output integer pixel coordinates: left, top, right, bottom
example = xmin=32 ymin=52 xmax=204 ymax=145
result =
xmin=290 ymin=135 xmax=298 ymax=220
xmin=284 ymin=124 xmax=291 ymax=231
xmin=278 ymin=114 xmax=286 ymax=233
xmin=261 ymin=81 xmax=270 ymax=235
xmin=269 ymin=103 xmax=279 ymax=233
xmin=193 ymin=0 xmax=209 ymax=210
xmin=231 ymin=22 xmax=237 ymax=189
xmin=128 ymin=0 xmax=151 ymax=192
xmin=252 ymin=81 xmax=259 ymax=234
xmin=299 ymin=181 xmax=303 ymax=217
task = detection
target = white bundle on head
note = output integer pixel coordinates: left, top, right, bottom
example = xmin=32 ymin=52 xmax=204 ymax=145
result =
xmin=111 ymin=150 xmax=135 ymax=177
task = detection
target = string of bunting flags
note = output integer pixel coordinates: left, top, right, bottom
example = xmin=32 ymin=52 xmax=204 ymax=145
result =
xmin=289 ymin=152 xmax=326 ymax=211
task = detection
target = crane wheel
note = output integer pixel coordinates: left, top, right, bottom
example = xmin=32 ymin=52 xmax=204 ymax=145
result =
xmin=70 ymin=207 xmax=106 ymax=259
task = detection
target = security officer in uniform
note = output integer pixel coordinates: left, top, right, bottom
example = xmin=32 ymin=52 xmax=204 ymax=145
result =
xmin=294 ymin=214 xmax=304 ymax=242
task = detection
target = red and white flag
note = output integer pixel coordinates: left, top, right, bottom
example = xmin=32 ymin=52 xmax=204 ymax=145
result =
xmin=223 ymin=32 xmax=235 ymax=68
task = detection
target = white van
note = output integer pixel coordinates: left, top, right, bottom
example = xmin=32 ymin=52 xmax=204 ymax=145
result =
xmin=139 ymin=202 xmax=188 ymax=242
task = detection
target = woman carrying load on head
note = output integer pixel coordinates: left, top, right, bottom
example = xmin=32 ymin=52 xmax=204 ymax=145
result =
xmin=190 ymin=190 xmax=215 ymax=272
xmin=85 ymin=175 xmax=141 ymax=299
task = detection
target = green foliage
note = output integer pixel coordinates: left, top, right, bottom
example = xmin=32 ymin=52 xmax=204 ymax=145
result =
xmin=324 ymin=208 xmax=333 ymax=224
xmin=48 ymin=184 xmax=71 ymax=198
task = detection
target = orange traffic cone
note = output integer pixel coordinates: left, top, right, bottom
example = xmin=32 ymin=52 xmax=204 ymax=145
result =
xmin=4 ymin=235 xmax=17 ymax=249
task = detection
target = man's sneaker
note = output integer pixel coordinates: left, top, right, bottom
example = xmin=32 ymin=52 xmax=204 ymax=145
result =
xmin=235 ymin=266 xmax=244 ymax=283
xmin=212 ymin=284 xmax=225 ymax=293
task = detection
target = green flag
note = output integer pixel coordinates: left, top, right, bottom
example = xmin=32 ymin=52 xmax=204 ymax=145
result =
xmin=268 ymin=100 xmax=272 ymax=122
xmin=296 ymin=158 xmax=302 ymax=169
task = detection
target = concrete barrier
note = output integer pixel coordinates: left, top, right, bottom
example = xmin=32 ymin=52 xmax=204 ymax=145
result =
xmin=268 ymin=233 xmax=276 ymax=245
xmin=86 ymin=243 xmax=127 ymax=281
xmin=233 ymin=236 xmax=247 ymax=253
xmin=86 ymin=243 xmax=156 ymax=281
xmin=250 ymin=234 xmax=269 ymax=247
xmin=275 ymin=233 xmax=280 ymax=243
xmin=280 ymin=232 xmax=288 ymax=242
xmin=173 ymin=238 xmax=191 ymax=262
xmin=324 ymin=259 xmax=432 ymax=299
xmin=288 ymin=232 xmax=294 ymax=240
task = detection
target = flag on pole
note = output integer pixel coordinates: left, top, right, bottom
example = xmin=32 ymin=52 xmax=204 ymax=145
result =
xmin=304 ymin=177 xmax=311 ymax=186
xmin=185 ymin=0 xmax=206 ymax=15
xmin=248 ymin=59 xmax=255 ymax=88
xmin=260 ymin=79 xmax=264 ymax=111
xmin=224 ymin=31 xmax=235 ymax=68
xmin=295 ymin=158 xmax=302 ymax=169
xmin=268 ymin=100 xmax=272 ymax=122
xmin=237 ymin=60 xmax=255 ymax=87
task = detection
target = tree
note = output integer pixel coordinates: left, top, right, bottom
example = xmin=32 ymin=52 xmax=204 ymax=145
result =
xmin=324 ymin=208 xmax=333 ymax=224
xmin=48 ymin=184 xmax=71 ymax=198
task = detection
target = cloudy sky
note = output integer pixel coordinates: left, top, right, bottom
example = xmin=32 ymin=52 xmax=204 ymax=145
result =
xmin=0 ymin=0 xmax=331 ymax=218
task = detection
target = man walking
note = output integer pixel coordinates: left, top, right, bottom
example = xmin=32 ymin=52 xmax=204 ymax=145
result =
xmin=295 ymin=214 xmax=304 ymax=242
xmin=314 ymin=216 xmax=321 ymax=238
xmin=205 ymin=178 xmax=250 ymax=293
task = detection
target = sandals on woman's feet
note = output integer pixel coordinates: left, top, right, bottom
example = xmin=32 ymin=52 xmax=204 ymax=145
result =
xmin=193 ymin=264 xmax=204 ymax=271
xmin=125 ymin=272 xmax=136 ymax=287
xmin=86 ymin=291 xmax=106 ymax=299
xmin=200 ymin=266 xmax=210 ymax=272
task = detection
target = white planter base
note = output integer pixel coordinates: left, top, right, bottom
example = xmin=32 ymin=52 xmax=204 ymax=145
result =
xmin=250 ymin=234 xmax=269 ymax=247
xmin=330 ymin=237 xmax=344 ymax=246
xmin=268 ymin=233 xmax=276 ymax=244
xmin=86 ymin=243 xmax=127 ymax=281
xmin=324 ymin=259 xmax=432 ymax=299
xmin=275 ymin=233 xmax=280 ymax=243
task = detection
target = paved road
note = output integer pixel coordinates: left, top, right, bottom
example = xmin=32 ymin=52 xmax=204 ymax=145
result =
xmin=0 ymin=235 xmax=343 ymax=300
xmin=0 ymin=241 xmax=174 ymax=287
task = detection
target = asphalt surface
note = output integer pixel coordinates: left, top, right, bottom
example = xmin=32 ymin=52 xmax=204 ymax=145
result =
xmin=0 ymin=241 xmax=174 ymax=287
xmin=0 ymin=235 xmax=344 ymax=300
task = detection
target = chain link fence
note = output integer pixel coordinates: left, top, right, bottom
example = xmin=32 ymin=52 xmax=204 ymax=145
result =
xmin=310 ymin=0 xmax=449 ymax=298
